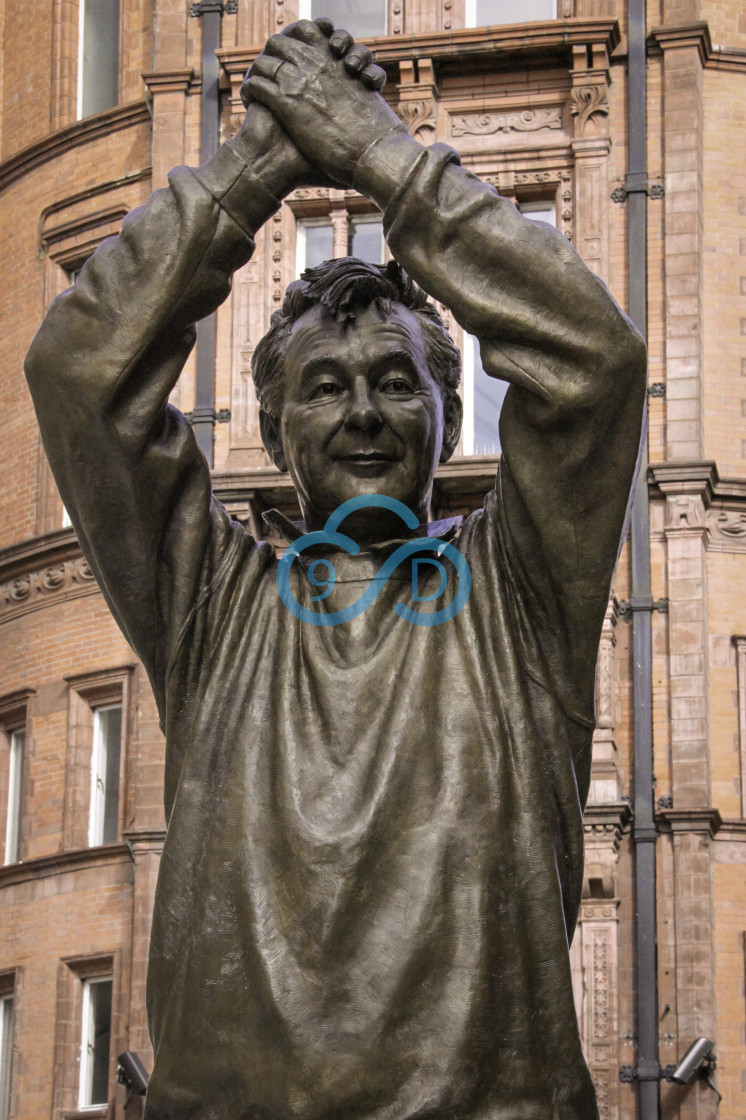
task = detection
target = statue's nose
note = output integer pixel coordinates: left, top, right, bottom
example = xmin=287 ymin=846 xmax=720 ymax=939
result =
xmin=345 ymin=382 xmax=383 ymax=431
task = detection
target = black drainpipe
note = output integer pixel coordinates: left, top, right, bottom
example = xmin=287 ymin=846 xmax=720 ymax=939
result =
xmin=627 ymin=0 xmax=661 ymax=1115
xmin=189 ymin=0 xmax=234 ymax=463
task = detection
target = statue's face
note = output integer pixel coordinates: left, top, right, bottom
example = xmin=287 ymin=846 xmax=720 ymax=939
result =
xmin=264 ymin=301 xmax=460 ymax=544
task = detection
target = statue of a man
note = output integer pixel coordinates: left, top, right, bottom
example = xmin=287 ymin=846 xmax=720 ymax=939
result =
xmin=26 ymin=20 xmax=646 ymax=1120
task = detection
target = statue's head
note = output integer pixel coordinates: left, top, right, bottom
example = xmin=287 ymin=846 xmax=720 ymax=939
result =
xmin=252 ymin=258 xmax=462 ymax=543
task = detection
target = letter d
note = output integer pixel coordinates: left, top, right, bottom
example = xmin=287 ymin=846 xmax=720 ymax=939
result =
xmin=411 ymin=558 xmax=447 ymax=603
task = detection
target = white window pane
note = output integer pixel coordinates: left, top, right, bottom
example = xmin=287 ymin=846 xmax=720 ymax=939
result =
xmin=297 ymin=220 xmax=335 ymax=276
xmin=89 ymin=705 xmax=122 ymax=846
xmin=78 ymin=0 xmax=120 ymax=119
xmin=4 ymin=732 xmax=24 ymax=865
xmin=468 ymin=0 xmax=556 ymax=25
xmin=0 ymin=996 xmax=13 ymax=1120
xmin=462 ymin=335 xmax=507 ymax=455
xmin=350 ymin=218 xmax=384 ymax=263
xmin=311 ymin=0 xmax=387 ymax=38
xmin=519 ymin=200 xmax=557 ymax=227
xmin=80 ymin=979 xmax=112 ymax=1108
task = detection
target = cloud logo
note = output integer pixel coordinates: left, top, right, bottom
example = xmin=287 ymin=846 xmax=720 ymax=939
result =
xmin=276 ymin=494 xmax=471 ymax=627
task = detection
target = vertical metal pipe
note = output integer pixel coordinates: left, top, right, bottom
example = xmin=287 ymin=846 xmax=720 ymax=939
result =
xmin=192 ymin=2 xmax=224 ymax=464
xmin=627 ymin=0 xmax=661 ymax=1115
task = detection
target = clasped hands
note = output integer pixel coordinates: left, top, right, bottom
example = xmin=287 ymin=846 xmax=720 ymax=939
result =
xmin=235 ymin=18 xmax=416 ymax=200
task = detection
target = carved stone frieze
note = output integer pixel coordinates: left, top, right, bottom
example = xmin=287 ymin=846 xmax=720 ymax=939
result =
xmin=451 ymin=108 xmax=562 ymax=138
xmin=707 ymin=508 xmax=746 ymax=551
xmin=0 ymin=555 xmax=97 ymax=623
xmin=570 ymin=85 xmax=609 ymax=137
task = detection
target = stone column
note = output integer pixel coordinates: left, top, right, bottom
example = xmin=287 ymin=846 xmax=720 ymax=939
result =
xmin=660 ymin=478 xmax=719 ymax=1120
xmin=570 ymin=43 xmax=611 ymax=282
xmin=592 ymin=597 xmax=621 ymax=803
xmin=652 ymin=27 xmax=707 ymax=459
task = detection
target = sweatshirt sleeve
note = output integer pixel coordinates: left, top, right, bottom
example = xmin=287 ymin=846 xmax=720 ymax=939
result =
xmin=379 ymin=143 xmax=647 ymax=729
xmin=24 ymin=143 xmax=281 ymax=719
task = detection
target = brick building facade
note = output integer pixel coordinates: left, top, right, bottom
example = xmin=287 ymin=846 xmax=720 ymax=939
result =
xmin=0 ymin=1 xmax=745 ymax=1117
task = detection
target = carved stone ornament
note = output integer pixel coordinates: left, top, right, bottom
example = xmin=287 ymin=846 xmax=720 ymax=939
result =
xmin=0 ymin=556 xmax=96 ymax=622
xmin=398 ymin=100 xmax=436 ymax=144
xmin=570 ymin=86 xmax=609 ymax=136
xmin=665 ymin=493 xmax=706 ymax=530
xmin=706 ymin=508 xmax=746 ymax=551
xmin=451 ymin=108 xmax=562 ymax=138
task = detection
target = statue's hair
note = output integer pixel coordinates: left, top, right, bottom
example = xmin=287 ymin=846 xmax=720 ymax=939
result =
xmin=251 ymin=257 xmax=462 ymax=419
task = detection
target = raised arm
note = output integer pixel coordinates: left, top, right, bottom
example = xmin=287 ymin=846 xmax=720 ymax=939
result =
xmin=247 ymin=24 xmax=647 ymax=726
xmin=24 ymin=104 xmax=326 ymax=713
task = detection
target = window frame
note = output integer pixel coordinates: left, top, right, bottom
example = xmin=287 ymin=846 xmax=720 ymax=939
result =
xmin=78 ymin=975 xmax=113 ymax=1111
xmin=298 ymin=0 xmax=388 ymax=38
xmin=63 ymin=668 xmax=133 ymax=852
xmin=88 ymin=703 xmax=123 ymax=848
xmin=464 ymin=0 xmax=558 ymax=28
xmin=0 ymin=973 xmax=16 ymax=1120
xmin=76 ymin=0 xmax=122 ymax=121
xmin=0 ymin=692 xmax=33 ymax=867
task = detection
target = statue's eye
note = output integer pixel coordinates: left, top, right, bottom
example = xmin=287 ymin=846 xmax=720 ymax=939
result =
xmin=310 ymin=381 xmax=342 ymax=399
xmin=383 ymin=378 xmax=413 ymax=395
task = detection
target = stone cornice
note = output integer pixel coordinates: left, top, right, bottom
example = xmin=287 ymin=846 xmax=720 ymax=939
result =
xmin=583 ymin=802 xmax=632 ymax=850
xmin=656 ymin=807 xmax=722 ymax=838
xmin=647 ymin=21 xmax=746 ymax=73
xmin=0 ymin=843 xmax=131 ymax=890
xmin=142 ymin=68 xmax=196 ymax=96
xmin=218 ymin=20 xmax=620 ymax=82
xmin=0 ymin=101 xmax=150 ymax=197
xmin=648 ymin=461 xmax=746 ymax=551
xmin=714 ymin=819 xmax=746 ymax=842
xmin=648 ymin=21 xmax=712 ymax=65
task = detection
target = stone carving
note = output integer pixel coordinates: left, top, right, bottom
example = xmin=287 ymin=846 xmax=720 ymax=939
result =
xmin=712 ymin=510 xmax=746 ymax=536
xmin=0 ymin=556 xmax=96 ymax=622
xmin=594 ymin=600 xmax=616 ymax=730
xmin=451 ymin=107 xmax=562 ymax=137
xmin=570 ymin=86 xmax=609 ymax=136
xmin=398 ymin=100 xmax=436 ymax=143
xmin=665 ymin=493 xmax=705 ymax=530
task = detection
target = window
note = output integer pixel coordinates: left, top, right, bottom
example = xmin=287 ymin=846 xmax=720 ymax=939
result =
xmin=79 ymin=977 xmax=112 ymax=1109
xmin=0 ymin=991 xmax=13 ymax=1120
xmin=461 ymin=200 xmax=557 ymax=454
xmin=88 ymin=704 xmax=122 ymax=847
xmin=296 ymin=219 xmax=334 ymax=274
xmin=464 ymin=0 xmax=556 ymax=26
xmin=296 ymin=213 xmax=384 ymax=276
xmin=3 ymin=732 xmax=23 ymax=866
xmin=298 ymin=0 xmax=387 ymax=38
xmin=77 ymin=0 xmax=120 ymax=119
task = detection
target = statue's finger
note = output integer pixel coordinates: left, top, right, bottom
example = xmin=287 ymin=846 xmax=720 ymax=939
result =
xmin=314 ymin=16 xmax=335 ymax=36
xmin=360 ymin=63 xmax=387 ymax=91
xmin=344 ymin=46 xmax=374 ymax=74
xmin=262 ymin=34 xmax=308 ymax=64
xmin=249 ymin=55 xmax=286 ymax=83
xmin=243 ymin=75 xmax=282 ymax=111
xmin=281 ymin=18 xmax=324 ymax=44
xmin=328 ymin=29 xmax=354 ymax=56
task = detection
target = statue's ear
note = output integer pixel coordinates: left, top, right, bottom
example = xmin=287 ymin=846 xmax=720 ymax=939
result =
xmin=439 ymin=392 xmax=463 ymax=463
xmin=259 ymin=409 xmax=288 ymax=473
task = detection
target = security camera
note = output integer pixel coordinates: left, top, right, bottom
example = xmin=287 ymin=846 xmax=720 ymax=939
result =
xmin=117 ymin=1050 xmax=149 ymax=1096
xmin=671 ymin=1038 xmax=715 ymax=1085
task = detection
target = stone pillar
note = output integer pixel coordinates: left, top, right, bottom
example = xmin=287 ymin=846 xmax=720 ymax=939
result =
xmin=570 ymin=43 xmax=611 ymax=282
xmin=653 ymin=28 xmax=707 ymax=459
xmin=575 ymin=805 xmax=630 ymax=1120
xmin=142 ymin=70 xmax=194 ymax=192
xmin=660 ymin=478 xmax=720 ymax=1120
xmin=591 ymin=597 xmax=621 ymax=803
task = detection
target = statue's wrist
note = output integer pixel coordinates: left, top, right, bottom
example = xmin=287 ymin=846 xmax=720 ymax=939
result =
xmin=353 ymin=126 xmax=423 ymax=209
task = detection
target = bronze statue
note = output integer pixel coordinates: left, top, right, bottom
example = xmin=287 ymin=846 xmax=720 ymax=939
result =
xmin=25 ymin=20 xmax=646 ymax=1120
